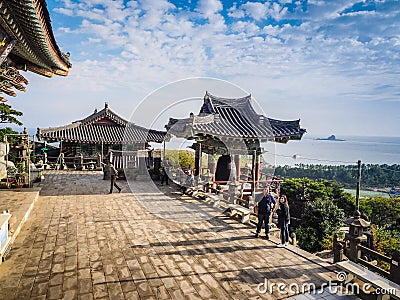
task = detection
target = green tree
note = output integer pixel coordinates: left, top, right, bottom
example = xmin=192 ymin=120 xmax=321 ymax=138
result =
xmin=372 ymin=226 xmax=400 ymax=271
xmin=373 ymin=226 xmax=400 ymax=257
xmin=296 ymin=199 xmax=345 ymax=253
xmin=165 ymin=150 xmax=194 ymax=170
xmin=0 ymin=103 xmax=23 ymax=143
xmin=0 ymin=126 xmax=18 ymax=143
xmin=280 ymin=177 xmax=355 ymax=217
xmin=359 ymin=197 xmax=400 ymax=227
xmin=0 ymin=103 xmax=23 ymax=125
xmin=275 ymin=164 xmax=400 ymax=189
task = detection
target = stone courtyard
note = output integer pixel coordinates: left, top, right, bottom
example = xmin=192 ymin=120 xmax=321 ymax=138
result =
xmin=0 ymin=171 xmax=360 ymax=299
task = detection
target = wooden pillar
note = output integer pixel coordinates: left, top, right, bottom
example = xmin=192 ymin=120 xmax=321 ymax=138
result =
xmin=255 ymin=152 xmax=261 ymax=185
xmin=251 ymin=150 xmax=256 ymax=198
xmin=194 ymin=143 xmax=201 ymax=177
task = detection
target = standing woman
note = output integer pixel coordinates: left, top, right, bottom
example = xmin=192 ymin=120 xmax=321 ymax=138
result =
xmin=277 ymin=195 xmax=290 ymax=247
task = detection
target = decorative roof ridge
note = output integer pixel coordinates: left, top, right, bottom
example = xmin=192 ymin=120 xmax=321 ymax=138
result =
xmin=39 ymin=121 xmax=81 ymax=133
xmin=79 ymin=103 xmax=128 ymax=127
xmin=125 ymin=121 xmax=167 ymax=134
xmin=267 ymin=117 xmax=301 ymax=126
xmin=193 ymin=114 xmax=215 ymax=124
xmin=204 ymin=92 xmax=265 ymax=125
xmin=206 ymin=91 xmax=252 ymax=107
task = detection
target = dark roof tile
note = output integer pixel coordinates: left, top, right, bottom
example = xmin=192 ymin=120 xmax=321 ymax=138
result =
xmin=166 ymin=92 xmax=306 ymax=143
xmin=38 ymin=104 xmax=166 ymax=144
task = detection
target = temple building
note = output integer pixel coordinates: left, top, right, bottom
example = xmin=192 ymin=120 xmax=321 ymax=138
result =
xmin=0 ymin=0 xmax=71 ymax=102
xmin=166 ymin=92 xmax=306 ymax=192
xmin=37 ymin=103 xmax=166 ymax=168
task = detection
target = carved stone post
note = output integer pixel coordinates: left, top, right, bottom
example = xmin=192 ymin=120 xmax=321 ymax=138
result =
xmin=290 ymin=232 xmax=297 ymax=247
xmin=60 ymin=153 xmax=65 ymax=170
xmin=333 ymin=233 xmax=344 ymax=263
xmin=97 ymin=153 xmax=102 ymax=170
xmin=79 ymin=153 xmax=84 ymax=170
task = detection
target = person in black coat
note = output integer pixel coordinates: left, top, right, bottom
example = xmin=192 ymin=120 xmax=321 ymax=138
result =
xmin=161 ymin=158 xmax=171 ymax=185
xmin=254 ymin=186 xmax=276 ymax=239
xmin=108 ymin=163 xmax=121 ymax=194
xmin=276 ymin=194 xmax=290 ymax=247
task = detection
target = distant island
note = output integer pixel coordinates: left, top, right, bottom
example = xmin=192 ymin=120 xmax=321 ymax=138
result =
xmin=315 ymin=134 xmax=345 ymax=141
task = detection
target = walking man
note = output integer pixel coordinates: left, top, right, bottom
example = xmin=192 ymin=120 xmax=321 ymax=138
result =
xmin=254 ymin=186 xmax=276 ymax=239
xmin=109 ymin=163 xmax=121 ymax=194
xmin=160 ymin=158 xmax=171 ymax=185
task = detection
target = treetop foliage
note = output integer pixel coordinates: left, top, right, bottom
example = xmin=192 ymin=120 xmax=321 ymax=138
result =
xmin=275 ymin=164 xmax=400 ymax=188
xmin=0 ymin=103 xmax=23 ymax=126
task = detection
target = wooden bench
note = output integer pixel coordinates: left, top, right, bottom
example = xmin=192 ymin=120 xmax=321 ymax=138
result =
xmin=228 ymin=204 xmax=252 ymax=224
xmin=336 ymin=260 xmax=400 ymax=299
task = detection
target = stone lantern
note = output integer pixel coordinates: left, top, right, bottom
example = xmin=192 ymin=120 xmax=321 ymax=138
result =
xmin=344 ymin=210 xmax=371 ymax=262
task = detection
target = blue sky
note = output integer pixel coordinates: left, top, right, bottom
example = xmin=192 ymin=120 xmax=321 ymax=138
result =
xmin=10 ymin=0 xmax=400 ymax=137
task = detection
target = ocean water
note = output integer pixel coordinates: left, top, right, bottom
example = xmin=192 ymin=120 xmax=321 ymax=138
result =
xmin=15 ymin=128 xmax=400 ymax=167
xmin=272 ymin=136 xmax=400 ymax=166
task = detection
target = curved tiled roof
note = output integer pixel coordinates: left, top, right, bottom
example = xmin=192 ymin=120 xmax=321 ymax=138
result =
xmin=37 ymin=104 xmax=166 ymax=144
xmin=166 ymin=92 xmax=306 ymax=144
xmin=0 ymin=0 xmax=71 ymax=77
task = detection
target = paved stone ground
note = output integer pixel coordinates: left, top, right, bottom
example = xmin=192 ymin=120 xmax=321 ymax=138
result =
xmin=0 ymin=188 xmax=40 ymax=243
xmin=0 ymin=171 xmax=360 ymax=299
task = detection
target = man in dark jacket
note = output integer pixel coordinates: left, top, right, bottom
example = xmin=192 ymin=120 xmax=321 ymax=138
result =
xmin=254 ymin=186 xmax=276 ymax=239
xmin=108 ymin=163 xmax=121 ymax=194
xmin=160 ymin=158 xmax=171 ymax=185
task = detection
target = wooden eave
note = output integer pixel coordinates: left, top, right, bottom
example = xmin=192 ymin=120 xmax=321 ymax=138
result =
xmin=166 ymin=92 xmax=307 ymax=144
xmin=37 ymin=105 xmax=167 ymax=144
xmin=0 ymin=0 xmax=71 ymax=77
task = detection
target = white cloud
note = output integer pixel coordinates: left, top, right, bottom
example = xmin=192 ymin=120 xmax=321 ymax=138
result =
xmin=227 ymin=6 xmax=245 ymax=18
xmin=228 ymin=1 xmax=289 ymax=21
xmin=196 ymin=0 xmax=223 ymax=18
xmin=53 ymin=7 xmax=74 ymax=16
xmin=25 ymin=0 xmax=400 ymax=137
xmin=241 ymin=2 xmax=267 ymax=21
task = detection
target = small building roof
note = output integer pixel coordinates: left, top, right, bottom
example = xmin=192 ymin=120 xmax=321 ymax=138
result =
xmin=166 ymin=92 xmax=306 ymax=144
xmin=37 ymin=103 xmax=166 ymax=144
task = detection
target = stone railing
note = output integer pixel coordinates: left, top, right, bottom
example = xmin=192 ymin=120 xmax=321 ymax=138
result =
xmin=333 ymin=234 xmax=400 ymax=285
